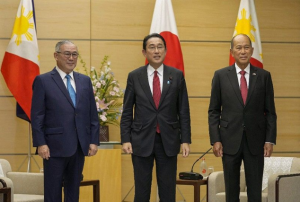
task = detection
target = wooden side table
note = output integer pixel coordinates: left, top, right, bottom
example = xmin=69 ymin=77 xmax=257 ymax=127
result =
xmin=79 ymin=179 xmax=100 ymax=202
xmin=176 ymin=179 xmax=207 ymax=202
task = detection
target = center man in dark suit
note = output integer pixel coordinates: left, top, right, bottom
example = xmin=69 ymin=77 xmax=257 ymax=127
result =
xmin=208 ymin=34 xmax=277 ymax=202
xmin=31 ymin=40 xmax=100 ymax=202
xmin=121 ymin=33 xmax=191 ymax=202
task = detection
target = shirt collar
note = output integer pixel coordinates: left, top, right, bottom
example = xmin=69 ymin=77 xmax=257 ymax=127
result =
xmin=147 ymin=64 xmax=163 ymax=76
xmin=56 ymin=66 xmax=74 ymax=80
xmin=235 ymin=63 xmax=250 ymax=74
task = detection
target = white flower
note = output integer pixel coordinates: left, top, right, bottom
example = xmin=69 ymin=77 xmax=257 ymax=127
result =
xmin=101 ymin=80 xmax=106 ymax=85
xmin=106 ymin=74 xmax=111 ymax=79
xmin=96 ymin=82 xmax=101 ymax=88
xmin=110 ymin=91 xmax=116 ymax=96
xmin=100 ymin=115 xmax=107 ymax=121
xmin=91 ymin=66 xmax=95 ymax=71
xmin=107 ymin=61 xmax=111 ymax=65
xmin=113 ymin=87 xmax=119 ymax=92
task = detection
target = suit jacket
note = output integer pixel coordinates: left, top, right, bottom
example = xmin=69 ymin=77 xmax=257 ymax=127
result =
xmin=31 ymin=68 xmax=99 ymax=157
xmin=121 ymin=64 xmax=191 ymax=157
xmin=208 ymin=64 xmax=277 ymax=155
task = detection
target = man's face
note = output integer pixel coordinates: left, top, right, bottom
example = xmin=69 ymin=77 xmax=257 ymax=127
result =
xmin=142 ymin=37 xmax=166 ymax=69
xmin=230 ymin=35 xmax=254 ymax=69
xmin=54 ymin=43 xmax=78 ymax=74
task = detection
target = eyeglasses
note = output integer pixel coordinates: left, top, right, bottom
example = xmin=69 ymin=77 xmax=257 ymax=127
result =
xmin=147 ymin=45 xmax=165 ymax=52
xmin=56 ymin=51 xmax=79 ymax=59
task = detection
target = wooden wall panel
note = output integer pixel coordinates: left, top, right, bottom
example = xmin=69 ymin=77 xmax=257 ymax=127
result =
xmin=34 ymin=0 xmax=91 ymax=39
xmin=275 ymin=99 xmax=300 ymax=151
xmin=257 ymin=0 xmax=300 ymax=42
xmin=0 ymin=98 xmax=29 ymax=154
xmin=90 ymin=0 xmax=300 ymax=42
xmin=0 ymin=40 xmax=12 ymax=96
xmin=91 ymin=0 xmax=155 ymax=40
xmin=263 ymin=43 xmax=300 ymax=97
xmin=0 ymin=0 xmax=19 ymax=38
xmin=182 ymin=42 xmax=230 ymax=96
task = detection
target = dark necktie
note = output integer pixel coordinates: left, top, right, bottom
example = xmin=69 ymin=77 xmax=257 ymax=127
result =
xmin=66 ymin=74 xmax=76 ymax=107
xmin=240 ymin=70 xmax=248 ymax=105
xmin=153 ymin=71 xmax=161 ymax=133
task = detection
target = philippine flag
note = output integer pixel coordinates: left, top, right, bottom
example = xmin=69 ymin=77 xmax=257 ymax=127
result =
xmin=229 ymin=0 xmax=263 ymax=68
xmin=148 ymin=0 xmax=185 ymax=74
xmin=1 ymin=0 xmax=40 ymax=121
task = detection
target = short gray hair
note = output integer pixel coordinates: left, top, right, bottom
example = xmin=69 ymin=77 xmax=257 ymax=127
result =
xmin=55 ymin=40 xmax=76 ymax=52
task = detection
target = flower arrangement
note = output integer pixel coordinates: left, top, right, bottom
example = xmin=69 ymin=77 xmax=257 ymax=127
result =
xmin=77 ymin=55 xmax=123 ymax=126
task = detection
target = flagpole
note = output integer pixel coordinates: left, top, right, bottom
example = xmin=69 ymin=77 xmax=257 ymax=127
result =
xmin=27 ymin=123 xmax=32 ymax=172
xmin=27 ymin=123 xmax=40 ymax=172
xmin=17 ymin=123 xmax=40 ymax=172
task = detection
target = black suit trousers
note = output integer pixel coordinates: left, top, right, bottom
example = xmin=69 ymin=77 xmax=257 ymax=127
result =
xmin=131 ymin=133 xmax=177 ymax=202
xmin=222 ymin=132 xmax=264 ymax=202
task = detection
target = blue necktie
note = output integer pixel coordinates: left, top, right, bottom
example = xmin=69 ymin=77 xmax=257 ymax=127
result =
xmin=65 ymin=74 xmax=76 ymax=107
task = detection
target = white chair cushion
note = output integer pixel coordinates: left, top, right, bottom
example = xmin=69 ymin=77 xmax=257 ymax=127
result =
xmin=14 ymin=194 xmax=44 ymax=202
xmin=216 ymin=192 xmax=268 ymax=202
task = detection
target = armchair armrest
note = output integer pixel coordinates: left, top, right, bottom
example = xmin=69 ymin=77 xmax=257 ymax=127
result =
xmin=208 ymin=171 xmax=225 ymax=202
xmin=0 ymin=177 xmax=14 ymax=202
xmin=268 ymin=172 xmax=300 ymax=202
xmin=0 ymin=179 xmax=7 ymax=188
xmin=6 ymin=172 xmax=43 ymax=195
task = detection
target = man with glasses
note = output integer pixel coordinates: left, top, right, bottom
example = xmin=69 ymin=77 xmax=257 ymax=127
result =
xmin=121 ymin=33 xmax=191 ymax=202
xmin=31 ymin=40 xmax=99 ymax=202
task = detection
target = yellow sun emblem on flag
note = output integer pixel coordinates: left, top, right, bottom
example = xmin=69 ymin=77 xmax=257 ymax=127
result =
xmin=12 ymin=6 xmax=34 ymax=46
xmin=234 ymin=8 xmax=256 ymax=42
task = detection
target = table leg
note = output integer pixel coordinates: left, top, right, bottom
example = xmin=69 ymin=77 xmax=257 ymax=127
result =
xmin=194 ymin=184 xmax=200 ymax=202
xmin=93 ymin=181 xmax=100 ymax=202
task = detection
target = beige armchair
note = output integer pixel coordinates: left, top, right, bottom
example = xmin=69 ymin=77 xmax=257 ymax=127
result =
xmin=208 ymin=157 xmax=300 ymax=202
xmin=0 ymin=159 xmax=44 ymax=202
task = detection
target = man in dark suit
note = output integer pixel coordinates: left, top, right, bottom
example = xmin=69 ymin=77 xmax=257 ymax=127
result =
xmin=121 ymin=33 xmax=191 ymax=202
xmin=208 ymin=34 xmax=277 ymax=202
xmin=31 ymin=40 xmax=99 ymax=202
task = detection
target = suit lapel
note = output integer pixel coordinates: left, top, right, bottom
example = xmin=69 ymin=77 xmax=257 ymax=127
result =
xmin=227 ymin=65 xmax=244 ymax=106
xmin=159 ymin=65 xmax=171 ymax=108
xmin=51 ymin=68 xmax=75 ymax=108
xmin=73 ymin=72 xmax=80 ymax=107
xmin=246 ymin=65 xmax=258 ymax=106
xmin=138 ymin=66 xmax=156 ymax=109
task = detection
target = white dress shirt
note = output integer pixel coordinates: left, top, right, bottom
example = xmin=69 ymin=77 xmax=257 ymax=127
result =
xmin=235 ymin=63 xmax=250 ymax=88
xmin=56 ymin=66 xmax=76 ymax=92
xmin=147 ymin=64 xmax=163 ymax=94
